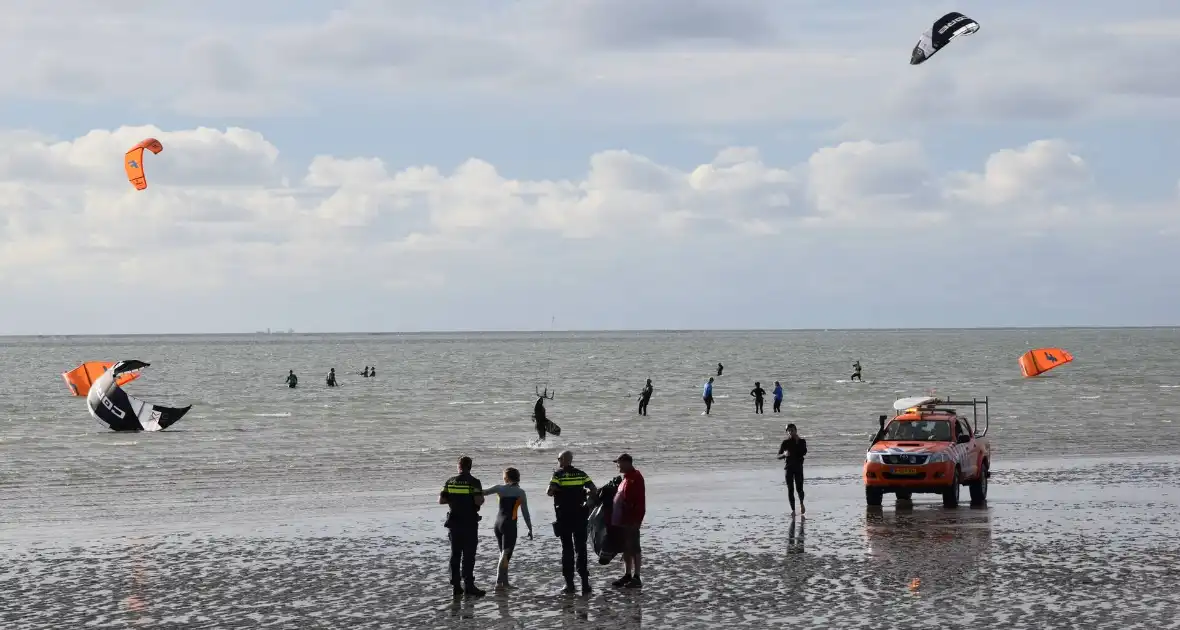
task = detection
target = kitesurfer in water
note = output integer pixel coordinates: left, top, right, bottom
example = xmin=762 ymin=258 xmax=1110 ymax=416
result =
xmin=370 ymin=366 xmax=376 ymax=377
xmin=362 ymin=366 xmax=370 ymax=377
xmin=773 ymin=381 xmax=784 ymax=413
xmin=703 ymin=377 xmax=714 ymax=415
xmin=482 ymin=467 xmax=533 ymax=591
xmin=750 ymin=382 xmax=766 ymax=414
xmin=286 ymin=370 xmax=298 ymax=388
xmin=533 ymin=390 xmax=552 ymax=441
xmin=637 ymin=379 xmax=653 ymax=416
xmin=717 ymin=362 xmax=724 ymax=376
xmin=777 ymin=424 xmax=808 ymax=515
xmin=326 ymin=368 xmax=337 ymax=387
xmin=851 ymin=361 xmax=863 ymax=382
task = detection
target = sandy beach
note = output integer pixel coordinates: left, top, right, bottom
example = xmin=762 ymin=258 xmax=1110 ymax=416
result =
xmin=3 ymin=456 xmax=1178 ymax=629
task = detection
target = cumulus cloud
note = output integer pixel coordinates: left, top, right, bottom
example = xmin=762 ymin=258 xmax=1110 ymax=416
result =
xmin=0 ymin=124 xmax=1167 ymax=304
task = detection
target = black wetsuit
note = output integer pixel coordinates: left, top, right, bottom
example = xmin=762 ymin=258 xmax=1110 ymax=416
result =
xmin=484 ymin=484 xmax=532 ymax=586
xmin=286 ymin=373 xmax=297 ymax=388
xmin=717 ymin=363 xmax=724 ymax=376
xmin=851 ymin=362 xmax=862 ymax=381
xmin=326 ymin=371 xmax=337 ymax=387
xmin=534 ymin=398 xmax=548 ymax=440
xmin=440 ymin=472 xmax=484 ymax=591
xmin=638 ymin=383 xmax=653 ymax=416
xmin=549 ymin=466 xmax=595 ymax=588
xmin=778 ymin=437 xmax=808 ymax=511
xmin=751 ymin=386 xmax=766 ymax=414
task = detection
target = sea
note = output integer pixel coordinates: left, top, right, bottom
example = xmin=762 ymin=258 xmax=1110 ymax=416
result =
xmin=1 ymin=328 xmax=1178 ymax=629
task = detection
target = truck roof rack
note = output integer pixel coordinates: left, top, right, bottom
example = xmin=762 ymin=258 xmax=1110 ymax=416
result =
xmin=893 ymin=396 xmax=989 ymax=437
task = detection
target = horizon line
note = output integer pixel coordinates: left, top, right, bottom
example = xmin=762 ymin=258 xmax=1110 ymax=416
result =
xmin=1 ymin=324 xmax=1177 ymax=338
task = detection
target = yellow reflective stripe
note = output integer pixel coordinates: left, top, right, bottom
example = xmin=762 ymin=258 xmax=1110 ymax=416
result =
xmin=445 ymin=484 xmax=473 ymax=494
xmin=556 ymin=477 xmax=587 ymax=486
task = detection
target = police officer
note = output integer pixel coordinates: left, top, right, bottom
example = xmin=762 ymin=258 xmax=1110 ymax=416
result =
xmin=439 ymin=455 xmax=486 ymax=597
xmin=547 ymin=450 xmax=597 ymax=594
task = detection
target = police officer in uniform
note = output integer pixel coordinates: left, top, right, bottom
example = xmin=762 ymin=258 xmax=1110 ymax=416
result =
xmin=547 ymin=450 xmax=597 ymax=594
xmin=439 ymin=455 xmax=486 ymax=597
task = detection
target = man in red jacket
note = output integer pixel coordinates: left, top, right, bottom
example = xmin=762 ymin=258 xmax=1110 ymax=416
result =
xmin=609 ymin=453 xmax=645 ymax=588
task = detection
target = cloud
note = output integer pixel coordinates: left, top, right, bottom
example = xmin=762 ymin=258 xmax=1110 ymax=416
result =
xmin=1 ymin=1 xmax=1177 ymax=125
xmin=0 ymin=124 xmax=1172 ymax=307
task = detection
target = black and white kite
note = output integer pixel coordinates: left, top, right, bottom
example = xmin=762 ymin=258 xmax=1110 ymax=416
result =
xmin=910 ymin=11 xmax=980 ymax=65
xmin=86 ymin=360 xmax=192 ymax=432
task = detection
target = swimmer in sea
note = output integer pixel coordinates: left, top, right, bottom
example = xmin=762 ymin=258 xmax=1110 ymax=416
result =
xmin=326 ymin=368 xmax=337 ymax=387
xmin=482 ymin=467 xmax=533 ymax=591
xmin=851 ymin=361 xmax=862 ymax=382
xmin=285 ymin=370 xmax=298 ymax=388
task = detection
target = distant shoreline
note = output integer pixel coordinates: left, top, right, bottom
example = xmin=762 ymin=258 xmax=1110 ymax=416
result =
xmin=1 ymin=325 xmax=1177 ymax=338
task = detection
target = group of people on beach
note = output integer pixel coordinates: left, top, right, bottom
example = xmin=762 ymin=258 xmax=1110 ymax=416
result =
xmin=439 ymin=450 xmax=647 ymax=598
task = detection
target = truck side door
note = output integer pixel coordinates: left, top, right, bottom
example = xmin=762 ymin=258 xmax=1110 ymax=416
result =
xmin=956 ymin=418 xmax=977 ymax=478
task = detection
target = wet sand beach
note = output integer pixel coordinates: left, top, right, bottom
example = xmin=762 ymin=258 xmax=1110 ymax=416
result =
xmin=2 ymin=457 xmax=1178 ymax=629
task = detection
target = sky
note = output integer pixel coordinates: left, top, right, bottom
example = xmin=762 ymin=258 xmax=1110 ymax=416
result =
xmin=1 ymin=0 xmax=1179 ymax=334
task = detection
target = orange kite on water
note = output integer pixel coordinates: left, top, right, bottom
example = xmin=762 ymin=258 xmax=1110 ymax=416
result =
xmin=125 ymin=138 xmax=163 ymax=190
xmin=62 ymin=361 xmax=141 ymax=396
xmin=1019 ymin=348 xmax=1074 ymax=378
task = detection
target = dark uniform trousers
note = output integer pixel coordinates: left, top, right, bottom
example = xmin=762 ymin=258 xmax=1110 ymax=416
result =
xmin=449 ymin=525 xmax=478 ymax=586
xmin=557 ymin=516 xmax=589 ymax=580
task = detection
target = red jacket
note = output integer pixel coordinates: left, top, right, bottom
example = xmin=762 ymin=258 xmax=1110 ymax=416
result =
xmin=611 ymin=469 xmax=646 ymax=527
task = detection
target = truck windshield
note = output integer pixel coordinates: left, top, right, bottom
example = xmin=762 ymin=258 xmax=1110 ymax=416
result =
xmin=883 ymin=420 xmax=952 ymax=441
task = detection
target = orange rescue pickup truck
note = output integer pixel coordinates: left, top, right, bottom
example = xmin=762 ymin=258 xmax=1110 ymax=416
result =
xmin=864 ymin=396 xmax=991 ymax=507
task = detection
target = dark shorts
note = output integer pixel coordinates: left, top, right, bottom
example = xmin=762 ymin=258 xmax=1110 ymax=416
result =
xmin=612 ymin=525 xmax=641 ymax=554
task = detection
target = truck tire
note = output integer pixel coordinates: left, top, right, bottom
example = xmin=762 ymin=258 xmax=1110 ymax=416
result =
xmin=969 ymin=460 xmax=988 ymax=505
xmin=866 ymin=487 xmax=884 ymax=506
xmin=942 ymin=468 xmax=960 ymax=508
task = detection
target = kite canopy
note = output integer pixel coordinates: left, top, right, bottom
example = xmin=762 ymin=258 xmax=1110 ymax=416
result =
xmin=62 ymin=361 xmax=141 ymax=396
xmin=1019 ymin=348 xmax=1074 ymax=378
xmin=85 ymin=360 xmax=192 ymax=431
xmin=910 ymin=11 xmax=979 ymax=65
xmin=125 ymin=138 xmax=164 ymax=190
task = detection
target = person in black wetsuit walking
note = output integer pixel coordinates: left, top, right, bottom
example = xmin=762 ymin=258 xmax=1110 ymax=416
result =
xmin=637 ymin=379 xmax=653 ymax=416
xmin=439 ymin=455 xmax=486 ymax=597
xmin=750 ymin=382 xmax=766 ymax=414
xmin=776 ymin=424 xmax=808 ymax=515
xmin=547 ymin=450 xmax=597 ymax=594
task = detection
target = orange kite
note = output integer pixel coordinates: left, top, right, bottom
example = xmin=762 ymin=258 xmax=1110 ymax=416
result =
xmin=1018 ymin=348 xmax=1074 ymax=378
xmin=62 ymin=361 xmax=141 ymax=396
xmin=125 ymin=138 xmax=163 ymax=190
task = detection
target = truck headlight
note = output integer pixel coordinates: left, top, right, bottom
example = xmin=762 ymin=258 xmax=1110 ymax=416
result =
xmin=866 ymin=452 xmax=884 ymax=463
xmin=926 ymin=452 xmax=950 ymax=464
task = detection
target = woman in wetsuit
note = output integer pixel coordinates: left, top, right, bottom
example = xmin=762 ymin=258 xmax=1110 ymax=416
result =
xmin=482 ymin=467 xmax=533 ymax=590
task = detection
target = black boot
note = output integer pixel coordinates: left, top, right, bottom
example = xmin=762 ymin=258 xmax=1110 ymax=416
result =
xmin=562 ymin=578 xmax=576 ymax=594
xmin=464 ymin=582 xmax=486 ymax=597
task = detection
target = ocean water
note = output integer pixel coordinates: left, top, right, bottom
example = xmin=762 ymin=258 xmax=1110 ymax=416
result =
xmin=1 ymin=328 xmax=1178 ymax=628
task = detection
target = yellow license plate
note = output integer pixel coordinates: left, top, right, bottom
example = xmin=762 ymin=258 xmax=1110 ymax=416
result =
xmin=892 ymin=467 xmax=918 ymax=475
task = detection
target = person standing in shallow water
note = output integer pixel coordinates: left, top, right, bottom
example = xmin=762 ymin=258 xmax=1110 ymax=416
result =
xmin=326 ymin=368 xmax=337 ymax=387
xmin=773 ymin=381 xmax=784 ymax=413
xmin=439 ymin=455 xmax=486 ymax=598
xmin=750 ymin=381 xmax=766 ymax=414
xmin=717 ymin=362 xmax=724 ymax=376
xmin=637 ymin=379 xmax=653 ymax=416
xmin=851 ymin=361 xmax=863 ymax=382
xmin=703 ymin=377 xmax=715 ymax=415
xmin=776 ymin=424 xmax=808 ymax=515
xmin=285 ymin=370 xmax=298 ymax=388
